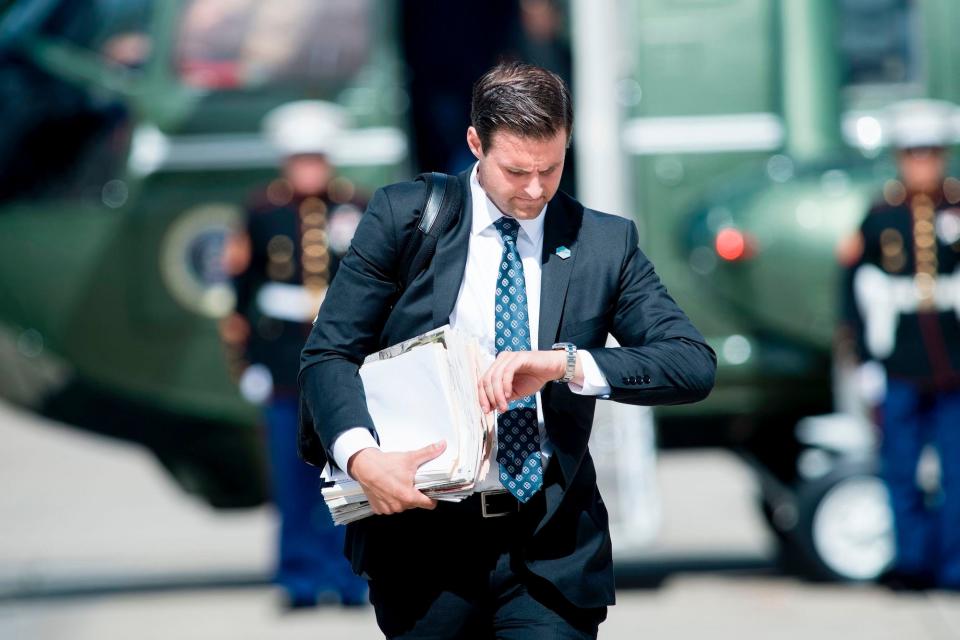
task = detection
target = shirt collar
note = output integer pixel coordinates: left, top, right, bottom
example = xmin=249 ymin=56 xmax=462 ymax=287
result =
xmin=469 ymin=163 xmax=546 ymax=244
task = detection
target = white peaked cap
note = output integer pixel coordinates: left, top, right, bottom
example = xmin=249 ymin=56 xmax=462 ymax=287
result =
xmin=263 ymin=100 xmax=349 ymax=156
xmin=886 ymin=98 xmax=959 ymax=149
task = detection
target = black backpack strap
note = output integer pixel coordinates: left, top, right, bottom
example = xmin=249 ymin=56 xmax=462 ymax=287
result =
xmin=419 ymin=172 xmax=451 ymax=234
xmin=398 ymin=172 xmax=463 ymax=291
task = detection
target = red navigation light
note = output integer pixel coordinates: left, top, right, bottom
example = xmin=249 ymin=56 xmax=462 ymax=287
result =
xmin=178 ymin=60 xmax=242 ymax=89
xmin=715 ymin=228 xmax=750 ymax=261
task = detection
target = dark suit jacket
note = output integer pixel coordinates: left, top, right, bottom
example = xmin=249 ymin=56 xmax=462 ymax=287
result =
xmin=299 ymin=168 xmax=716 ymax=608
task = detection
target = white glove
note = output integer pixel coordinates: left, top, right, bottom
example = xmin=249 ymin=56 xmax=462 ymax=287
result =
xmin=856 ymin=360 xmax=886 ymax=407
xmin=239 ymin=363 xmax=273 ymax=405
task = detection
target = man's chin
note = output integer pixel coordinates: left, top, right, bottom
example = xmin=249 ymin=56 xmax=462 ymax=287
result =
xmin=510 ymin=203 xmax=546 ymax=219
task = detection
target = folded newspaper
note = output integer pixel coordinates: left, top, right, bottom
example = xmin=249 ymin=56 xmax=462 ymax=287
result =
xmin=320 ymin=326 xmax=495 ymax=524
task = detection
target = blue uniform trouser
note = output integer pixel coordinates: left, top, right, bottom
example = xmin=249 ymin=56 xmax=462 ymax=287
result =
xmin=265 ymin=394 xmax=367 ymax=602
xmin=880 ymin=379 xmax=960 ymax=589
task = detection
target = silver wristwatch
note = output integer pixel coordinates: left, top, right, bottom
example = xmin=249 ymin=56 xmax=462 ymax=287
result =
xmin=551 ymin=342 xmax=577 ymax=383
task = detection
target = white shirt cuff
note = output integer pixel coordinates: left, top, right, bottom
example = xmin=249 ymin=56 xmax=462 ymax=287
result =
xmin=568 ymin=350 xmax=611 ymax=396
xmin=331 ymin=427 xmax=380 ymax=475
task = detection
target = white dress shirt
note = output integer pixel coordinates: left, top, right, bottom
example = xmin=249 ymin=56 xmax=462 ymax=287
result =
xmin=331 ymin=164 xmax=611 ymax=490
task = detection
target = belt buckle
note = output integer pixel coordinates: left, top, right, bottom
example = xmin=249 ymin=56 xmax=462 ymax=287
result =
xmin=480 ymin=490 xmax=516 ymax=518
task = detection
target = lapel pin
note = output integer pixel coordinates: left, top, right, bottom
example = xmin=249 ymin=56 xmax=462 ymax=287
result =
xmin=555 ymin=245 xmax=571 ymax=260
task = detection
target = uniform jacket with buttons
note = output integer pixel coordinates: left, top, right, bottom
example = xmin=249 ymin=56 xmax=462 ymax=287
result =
xmin=843 ymin=194 xmax=960 ymax=390
xmin=233 ymin=189 xmax=360 ymax=391
xmin=299 ymin=167 xmax=716 ymax=609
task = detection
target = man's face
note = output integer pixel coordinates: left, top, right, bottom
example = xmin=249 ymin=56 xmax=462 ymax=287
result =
xmin=284 ymin=154 xmax=333 ymax=196
xmin=897 ymin=147 xmax=947 ymax=194
xmin=467 ymin=126 xmax=567 ymax=220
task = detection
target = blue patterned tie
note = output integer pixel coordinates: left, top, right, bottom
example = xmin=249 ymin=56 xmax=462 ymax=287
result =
xmin=493 ymin=217 xmax=542 ymax=502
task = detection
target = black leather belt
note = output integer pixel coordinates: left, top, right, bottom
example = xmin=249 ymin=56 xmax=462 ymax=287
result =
xmin=440 ymin=490 xmax=521 ymax=518
xmin=437 ymin=487 xmax=549 ymax=530
xmin=478 ymin=490 xmax=520 ymax=518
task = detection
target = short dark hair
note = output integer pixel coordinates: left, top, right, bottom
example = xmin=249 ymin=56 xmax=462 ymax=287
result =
xmin=470 ymin=62 xmax=573 ymax=151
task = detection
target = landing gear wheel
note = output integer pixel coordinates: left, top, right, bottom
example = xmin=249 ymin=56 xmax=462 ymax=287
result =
xmin=793 ymin=466 xmax=894 ymax=581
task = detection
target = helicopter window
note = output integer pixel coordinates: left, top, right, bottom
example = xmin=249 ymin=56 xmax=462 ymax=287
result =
xmin=175 ymin=0 xmax=372 ymax=90
xmin=838 ymin=0 xmax=920 ymax=89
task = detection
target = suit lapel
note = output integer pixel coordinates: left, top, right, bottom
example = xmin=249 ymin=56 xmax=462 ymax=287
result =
xmin=432 ymin=169 xmax=473 ymax=327
xmin=537 ymin=192 xmax=582 ymax=350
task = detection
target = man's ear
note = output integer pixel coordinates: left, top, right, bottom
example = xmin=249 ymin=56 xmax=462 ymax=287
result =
xmin=466 ymin=127 xmax=484 ymax=160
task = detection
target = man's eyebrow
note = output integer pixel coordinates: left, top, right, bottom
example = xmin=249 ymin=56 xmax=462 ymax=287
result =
xmin=503 ymin=164 xmax=559 ymax=173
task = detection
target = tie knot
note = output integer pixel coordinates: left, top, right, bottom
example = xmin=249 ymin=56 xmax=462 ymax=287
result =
xmin=493 ymin=217 xmax=520 ymax=243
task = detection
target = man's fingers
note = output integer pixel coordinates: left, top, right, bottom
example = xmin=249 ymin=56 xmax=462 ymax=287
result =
xmin=368 ymin=486 xmax=433 ymax=514
xmin=479 ymin=353 xmax=531 ymax=413
xmin=477 ymin=377 xmax=490 ymax=413
xmin=502 ymin=366 xmax=516 ymax=403
xmin=488 ymin=352 xmax=515 ymax=412
xmin=491 ymin=366 xmax=509 ymax=413
xmin=409 ymin=440 xmax=446 ymax=466
xmin=481 ymin=373 xmax=498 ymax=413
xmin=480 ymin=376 xmax=495 ymax=413
xmin=410 ymin=490 xmax=438 ymax=510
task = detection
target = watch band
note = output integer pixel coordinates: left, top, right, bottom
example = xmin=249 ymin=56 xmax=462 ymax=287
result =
xmin=551 ymin=342 xmax=577 ymax=383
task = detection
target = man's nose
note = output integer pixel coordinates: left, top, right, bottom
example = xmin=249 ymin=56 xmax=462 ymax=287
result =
xmin=524 ymin=176 xmax=543 ymax=200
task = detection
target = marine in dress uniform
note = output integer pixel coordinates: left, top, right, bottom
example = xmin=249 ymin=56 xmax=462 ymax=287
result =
xmin=221 ymin=101 xmax=367 ymax=607
xmin=841 ymin=99 xmax=960 ymax=590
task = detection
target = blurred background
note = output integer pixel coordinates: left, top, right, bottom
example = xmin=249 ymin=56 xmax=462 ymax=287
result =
xmin=1 ymin=0 xmax=959 ymax=638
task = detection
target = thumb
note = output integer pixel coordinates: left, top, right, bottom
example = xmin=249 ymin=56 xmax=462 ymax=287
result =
xmin=409 ymin=440 xmax=447 ymax=467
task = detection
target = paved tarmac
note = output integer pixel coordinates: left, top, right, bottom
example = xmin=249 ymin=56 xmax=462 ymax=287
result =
xmin=1 ymin=400 xmax=957 ymax=639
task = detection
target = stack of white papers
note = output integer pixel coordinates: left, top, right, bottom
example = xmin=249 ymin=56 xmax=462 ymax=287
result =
xmin=320 ymin=326 xmax=495 ymax=524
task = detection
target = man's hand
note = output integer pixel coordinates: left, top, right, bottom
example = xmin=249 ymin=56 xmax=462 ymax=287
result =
xmin=346 ymin=441 xmax=447 ymax=515
xmin=479 ymin=350 xmax=577 ymax=413
xmin=219 ymin=312 xmax=250 ymax=346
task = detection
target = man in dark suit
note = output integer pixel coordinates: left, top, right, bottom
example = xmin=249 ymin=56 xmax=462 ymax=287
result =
xmin=300 ymin=62 xmax=716 ymax=638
